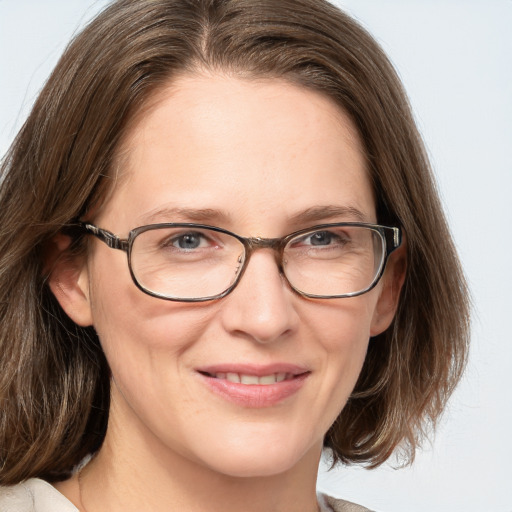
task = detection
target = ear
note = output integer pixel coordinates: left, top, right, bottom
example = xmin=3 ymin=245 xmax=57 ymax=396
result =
xmin=45 ymin=232 xmax=93 ymax=327
xmin=370 ymin=241 xmax=407 ymax=337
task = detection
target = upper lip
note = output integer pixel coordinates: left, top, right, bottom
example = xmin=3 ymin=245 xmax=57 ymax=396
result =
xmin=196 ymin=363 xmax=310 ymax=377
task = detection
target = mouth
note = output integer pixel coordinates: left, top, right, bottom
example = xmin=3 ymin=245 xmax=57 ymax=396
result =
xmin=196 ymin=364 xmax=310 ymax=407
xmin=198 ymin=371 xmax=298 ymax=385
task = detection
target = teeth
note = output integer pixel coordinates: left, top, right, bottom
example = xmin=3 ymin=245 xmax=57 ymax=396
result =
xmin=240 ymin=375 xmax=259 ymax=385
xmin=259 ymin=374 xmax=277 ymax=385
xmin=214 ymin=372 xmax=292 ymax=385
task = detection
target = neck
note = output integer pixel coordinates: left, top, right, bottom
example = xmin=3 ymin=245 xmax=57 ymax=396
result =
xmin=71 ymin=398 xmax=322 ymax=512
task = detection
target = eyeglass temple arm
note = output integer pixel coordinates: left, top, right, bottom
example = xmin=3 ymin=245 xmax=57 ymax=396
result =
xmin=386 ymin=227 xmax=402 ymax=254
xmin=79 ymin=222 xmax=129 ymax=251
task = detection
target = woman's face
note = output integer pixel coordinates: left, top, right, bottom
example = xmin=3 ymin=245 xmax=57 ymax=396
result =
xmin=59 ymin=74 xmax=401 ymax=478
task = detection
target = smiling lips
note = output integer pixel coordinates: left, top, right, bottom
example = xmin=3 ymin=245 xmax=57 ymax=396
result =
xmin=208 ymin=372 xmax=291 ymax=385
xmin=197 ymin=364 xmax=310 ymax=407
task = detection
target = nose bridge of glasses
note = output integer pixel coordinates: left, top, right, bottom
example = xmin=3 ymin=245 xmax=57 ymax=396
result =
xmin=247 ymin=236 xmax=282 ymax=250
xmin=243 ymin=236 xmax=285 ymax=269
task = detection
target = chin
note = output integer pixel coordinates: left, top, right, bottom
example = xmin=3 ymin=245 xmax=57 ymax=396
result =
xmin=206 ymin=453 xmax=305 ymax=479
xmin=194 ymin=432 xmax=321 ymax=479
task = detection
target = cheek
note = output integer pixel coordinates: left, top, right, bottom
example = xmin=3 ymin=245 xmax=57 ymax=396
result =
xmin=88 ymin=271 xmax=220 ymax=451
xmin=304 ymin=292 xmax=379 ymax=354
xmin=87 ymin=251 xmax=215 ymax=378
xmin=300 ymin=294 xmax=379 ymax=413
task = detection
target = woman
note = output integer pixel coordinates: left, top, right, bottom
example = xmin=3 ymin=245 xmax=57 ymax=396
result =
xmin=0 ymin=0 xmax=469 ymax=511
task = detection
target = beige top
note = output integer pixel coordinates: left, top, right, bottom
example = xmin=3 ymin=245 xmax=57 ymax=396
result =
xmin=0 ymin=478 xmax=373 ymax=511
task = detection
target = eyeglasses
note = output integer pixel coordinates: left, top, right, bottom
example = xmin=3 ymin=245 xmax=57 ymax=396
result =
xmin=79 ymin=221 xmax=401 ymax=302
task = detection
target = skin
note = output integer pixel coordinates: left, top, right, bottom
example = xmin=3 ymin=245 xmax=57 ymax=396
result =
xmin=51 ymin=73 xmax=405 ymax=512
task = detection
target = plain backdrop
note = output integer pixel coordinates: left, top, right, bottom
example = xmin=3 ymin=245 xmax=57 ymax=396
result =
xmin=1 ymin=1 xmax=511 ymax=511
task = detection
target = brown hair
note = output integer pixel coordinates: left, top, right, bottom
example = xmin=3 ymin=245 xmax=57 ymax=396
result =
xmin=0 ymin=0 xmax=469 ymax=484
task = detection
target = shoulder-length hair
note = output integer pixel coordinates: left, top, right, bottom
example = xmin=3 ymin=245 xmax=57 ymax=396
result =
xmin=0 ymin=0 xmax=469 ymax=484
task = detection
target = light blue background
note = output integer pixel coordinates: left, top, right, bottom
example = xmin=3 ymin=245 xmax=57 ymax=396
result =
xmin=1 ymin=1 xmax=511 ymax=510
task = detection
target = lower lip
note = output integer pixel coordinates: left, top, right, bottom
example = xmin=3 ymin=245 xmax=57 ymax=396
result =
xmin=198 ymin=373 xmax=309 ymax=408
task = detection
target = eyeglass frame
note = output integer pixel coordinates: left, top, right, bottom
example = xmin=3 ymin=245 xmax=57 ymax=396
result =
xmin=77 ymin=221 xmax=402 ymax=302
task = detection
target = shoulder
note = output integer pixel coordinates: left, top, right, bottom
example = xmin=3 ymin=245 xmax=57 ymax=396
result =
xmin=318 ymin=493 xmax=375 ymax=512
xmin=0 ymin=478 xmax=78 ymax=512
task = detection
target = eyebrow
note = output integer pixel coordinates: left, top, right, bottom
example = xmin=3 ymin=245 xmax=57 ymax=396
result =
xmin=288 ymin=205 xmax=370 ymax=224
xmin=139 ymin=204 xmax=369 ymax=226
xmin=139 ymin=207 xmax=231 ymax=225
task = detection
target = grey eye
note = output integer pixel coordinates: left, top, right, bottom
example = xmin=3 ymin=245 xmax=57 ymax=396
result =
xmin=174 ymin=233 xmax=203 ymax=249
xmin=308 ymin=231 xmax=333 ymax=246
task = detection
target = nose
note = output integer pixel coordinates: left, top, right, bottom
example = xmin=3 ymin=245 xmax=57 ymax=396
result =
xmin=219 ymin=250 xmax=299 ymax=344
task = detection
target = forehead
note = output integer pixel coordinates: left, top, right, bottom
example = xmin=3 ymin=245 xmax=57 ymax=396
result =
xmin=101 ymin=73 xmax=374 ymax=233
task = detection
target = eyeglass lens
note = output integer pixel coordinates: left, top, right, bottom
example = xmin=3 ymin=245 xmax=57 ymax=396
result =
xmin=129 ymin=225 xmax=386 ymax=300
